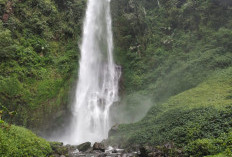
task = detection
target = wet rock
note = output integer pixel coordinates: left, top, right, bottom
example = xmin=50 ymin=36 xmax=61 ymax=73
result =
xmin=104 ymin=146 xmax=126 ymax=156
xmin=51 ymin=154 xmax=60 ymax=157
xmin=68 ymin=148 xmax=79 ymax=157
xmin=164 ymin=142 xmax=174 ymax=149
xmin=140 ymin=143 xmax=184 ymax=157
xmin=105 ymin=146 xmax=114 ymax=153
xmin=50 ymin=142 xmax=63 ymax=150
xmin=50 ymin=142 xmax=68 ymax=155
xmin=68 ymin=148 xmax=80 ymax=157
xmin=67 ymin=144 xmax=78 ymax=150
xmin=77 ymin=142 xmax=91 ymax=152
xmin=93 ymin=142 xmax=105 ymax=152
xmin=56 ymin=146 xmax=69 ymax=155
xmin=123 ymin=144 xmax=140 ymax=153
xmin=148 ymin=151 xmax=164 ymax=157
xmin=95 ymin=153 xmax=105 ymax=157
xmin=49 ymin=142 xmax=81 ymax=156
xmin=132 ymin=152 xmax=139 ymax=157
xmin=85 ymin=147 xmax=93 ymax=153
xmin=139 ymin=146 xmax=150 ymax=157
xmin=115 ymin=148 xmax=125 ymax=153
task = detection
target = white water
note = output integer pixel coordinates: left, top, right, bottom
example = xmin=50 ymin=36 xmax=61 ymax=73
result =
xmin=64 ymin=0 xmax=121 ymax=144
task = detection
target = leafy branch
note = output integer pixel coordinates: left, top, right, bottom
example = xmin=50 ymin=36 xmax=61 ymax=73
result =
xmin=0 ymin=103 xmax=17 ymax=128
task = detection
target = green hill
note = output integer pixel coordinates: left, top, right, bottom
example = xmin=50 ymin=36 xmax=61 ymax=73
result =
xmin=108 ymin=67 xmax=232 ymax=156
xmin=108 ymin=0 xmax=232 ymax=156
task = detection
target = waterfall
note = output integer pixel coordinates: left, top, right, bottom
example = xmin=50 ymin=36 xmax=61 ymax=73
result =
xmin=65 ymin=0 xmax=121 ymax=144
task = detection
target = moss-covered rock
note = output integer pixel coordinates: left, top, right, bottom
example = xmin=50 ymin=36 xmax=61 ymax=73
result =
xmin=77 ymin=142 xmax=91 ymax=152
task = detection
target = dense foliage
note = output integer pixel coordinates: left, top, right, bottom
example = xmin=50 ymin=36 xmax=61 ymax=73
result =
xmin=112 ymin=0 xmax=232 ymax=100
xmin=0 ymin=0 xmax=85 ymax=128
xmin=1 ymin=0 xmax=232 ymax=156
xmin=0 ymin=124 xmax=52 ymax=156
xmin=108 ymin=68 xmax=232 ymax=156
xmin=109 ymin=0 xmax=232 ymax=156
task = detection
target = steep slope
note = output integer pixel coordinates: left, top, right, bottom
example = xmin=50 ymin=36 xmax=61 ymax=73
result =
xmin=111 ymin=0 xmax=232 ymax=100
xmin=108 ymin=0 xmax=232 ymax=156
xmin=109 ymin=68 xmax=232 ymax=154
xmin=0 ymin=0 xmax=85 ymax=129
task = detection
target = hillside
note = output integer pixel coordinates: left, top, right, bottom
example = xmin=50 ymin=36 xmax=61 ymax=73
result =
xmin=108 ymin=0 xmax=232 ymax=156
xmin=108 ymin=67 xmax=232 ymax=156
xmin=0 ymin=123 xmax=52 ymax=157
xmin=111 ymin=0 xmax=232 ymax=99
xmin=0 ymin=0 xmax=232 ymax=156
xmin=0 ymin=0 xmax=85 ymax=129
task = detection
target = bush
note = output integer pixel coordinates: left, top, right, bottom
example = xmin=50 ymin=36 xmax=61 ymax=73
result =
xmin=0 ymin=22 xmax=17 ymax=60
xmin=185 ymin=139 xmax=223 ymax=156
xmin=0 ymin=124 xmax=52 ymax=157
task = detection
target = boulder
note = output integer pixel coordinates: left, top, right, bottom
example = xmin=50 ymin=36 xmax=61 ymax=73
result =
xmin=115 ymin=148 xmax=125 ymax=153
xmin=93 ymin=142 xmax=105 ymax=152
xmin=50 ymin=142 xmax=63 ymax=151
xmin=56 ymin=146 xmax=69 ymax=155
xmin=139 ymin=146 xmax=148 ymax=157
xmin=77 ymin=142 xmax=91 ymax=152
xmin=49 ymin=142 xmax=68 ymax=155
xmin=139 ymin=146 xmax=153 ymax=157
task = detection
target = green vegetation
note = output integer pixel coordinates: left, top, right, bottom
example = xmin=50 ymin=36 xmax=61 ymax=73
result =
xmin=112 ymin=0 xmax=232 ymax=101
xmin=0 ymin=0 xmax=85 ymax=128
xmin=108 ymin=0 xmax=232 ymax=156
xmin=0 ymin=123 xmax=52 ymax=157
xmin=0 ymin=1 xmax=87 ymax=155
xmin=108 ymin=66 xmax=232 ymax=156
xmin=1 ymin=0 xmax=232 ymax=156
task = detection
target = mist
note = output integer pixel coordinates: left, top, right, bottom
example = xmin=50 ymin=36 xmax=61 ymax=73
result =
xmin=110 ymin=92 xmax=153 ymax=125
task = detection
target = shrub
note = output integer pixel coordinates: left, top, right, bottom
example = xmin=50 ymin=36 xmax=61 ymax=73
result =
xmin=0 ymin=124 xmax=52 ymax=157
xmin=185 ymin=139 xmax=223 ymax=156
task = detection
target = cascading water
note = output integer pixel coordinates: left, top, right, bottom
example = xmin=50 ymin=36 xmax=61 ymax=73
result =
xmin=64 ymin=0 xmax=121 ymax=144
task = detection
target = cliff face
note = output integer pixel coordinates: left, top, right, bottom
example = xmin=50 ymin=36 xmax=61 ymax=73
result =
xmin=0 ymin=0 xmax=86 ymax=129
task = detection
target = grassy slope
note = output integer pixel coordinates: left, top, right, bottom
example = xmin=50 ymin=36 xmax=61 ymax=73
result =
xmin=109 ymin=2 xmax=232 ymax=155
xmin=0 ymin=124 xmax=52 ymax=157
xmin=108 ymin=67 xmax=232 ymax=156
